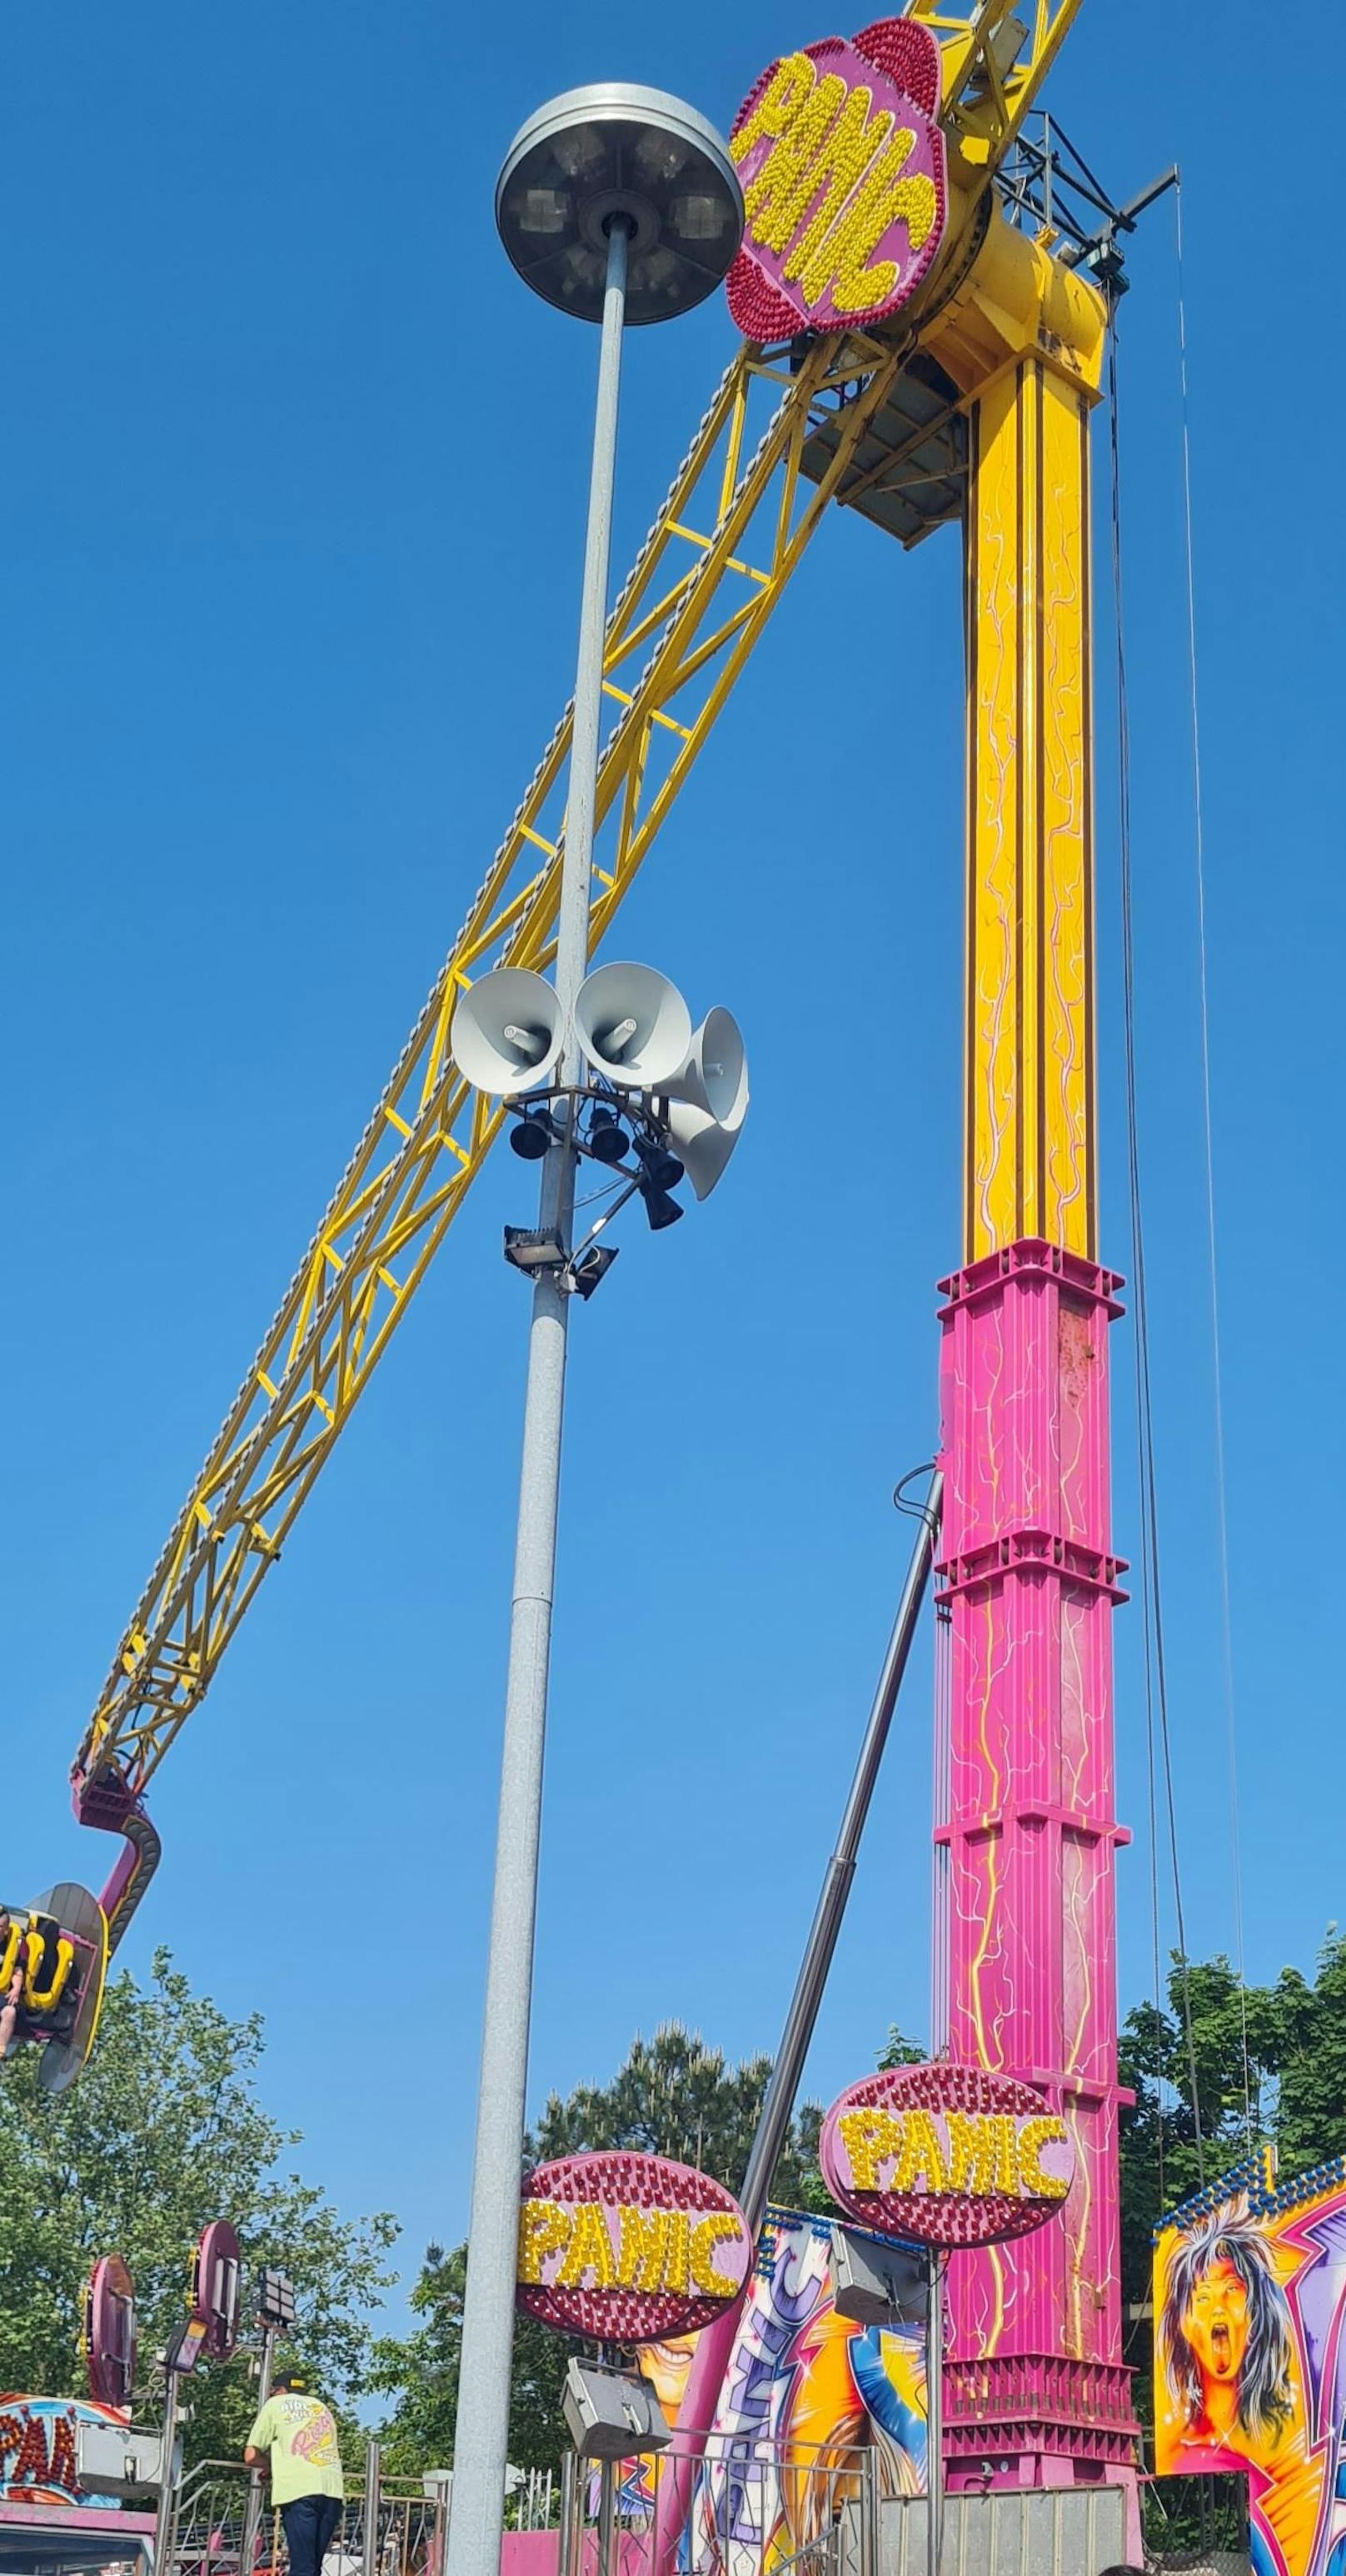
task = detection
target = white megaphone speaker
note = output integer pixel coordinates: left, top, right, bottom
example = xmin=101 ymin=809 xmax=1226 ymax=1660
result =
xmin=574 ymin=962 xmax=692 ymax=1091
xmin=665 ymin=1097 xmax=747 ymax=1201
xmin=661 ymin=1007 xmax=749 ymax=1200
xmin=664 ymin=1007 xmax=748 ymax=1126
xmin=451 ymin=966 xmax=566 ymax=1098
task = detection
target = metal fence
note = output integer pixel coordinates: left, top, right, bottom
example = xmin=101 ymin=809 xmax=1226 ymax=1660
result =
xmin=172 ymin=2462 xmax=446 ymax=2576
xmin=553 ymin=2430 xmax=876 ymax=2576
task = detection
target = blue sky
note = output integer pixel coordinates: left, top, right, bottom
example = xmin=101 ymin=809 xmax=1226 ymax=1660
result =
xmin=2 ymin=0 xmax=1340 ymax=2336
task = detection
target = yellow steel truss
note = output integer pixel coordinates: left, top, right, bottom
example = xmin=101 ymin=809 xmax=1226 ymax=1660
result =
xmin=77 ymin=326 xmax=915 ymax=1803
xmin=73 ymin=0 xmax=1094 ymax=1821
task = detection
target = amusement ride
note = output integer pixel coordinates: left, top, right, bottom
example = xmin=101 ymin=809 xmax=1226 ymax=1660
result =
xmin=1 ymin=2 xmax=1273 ymax=2572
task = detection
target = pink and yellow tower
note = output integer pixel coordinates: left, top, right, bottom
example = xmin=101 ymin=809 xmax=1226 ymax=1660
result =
xmin=922 ymin=243 xmax=1140 ymax=2494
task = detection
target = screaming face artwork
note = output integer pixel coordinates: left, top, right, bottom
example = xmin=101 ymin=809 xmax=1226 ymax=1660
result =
xmin=1154 ymin=2157 xmax=1346 ymax=2576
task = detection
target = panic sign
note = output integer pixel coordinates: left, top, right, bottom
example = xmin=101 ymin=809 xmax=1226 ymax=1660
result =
xmin=725 ymin=17 xmax=948 ymax=341
xmin=516 ymin=2150 xmax=753 ymax=2343
xmin=820 ymin=2063 xmax=1075 ymax=2249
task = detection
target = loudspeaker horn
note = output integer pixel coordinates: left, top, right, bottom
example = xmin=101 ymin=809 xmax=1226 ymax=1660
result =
xmin=451 ymin=967 xmax=566 ymax=1098
xmin=664 ymin=1007 xmax=748 ymax=1127
xmin=665 ymin=1098 xmax=745 ymax=1202
xmin=574 ymin=962 xmax=691 ymax=1092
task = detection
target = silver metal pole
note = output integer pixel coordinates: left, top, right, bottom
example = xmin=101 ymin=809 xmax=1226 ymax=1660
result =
xmin=152 ymin=2372 xmax=180 ymax=2576
xmin=739 ymin=1472 xmax=944 ymax=2226
xmin=445 ymin=214 xmax=631 ymax=2576
xmin=651 ymin=1476 xmax=944 ymax=2576
xmin=925 ymin=2252 xmax=942 ymax=2576
xmin=364 ymin=2438 xmax=382 ymax=2576
xmin=596 ymin=2459 xmax=617 ymax=2576
xmin=237 ymin=2321 xmax=278 ymax=2576
xmin=557 ymin=2454 xmax=578 ymax=2576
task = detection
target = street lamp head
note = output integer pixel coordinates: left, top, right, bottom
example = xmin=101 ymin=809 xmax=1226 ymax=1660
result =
xmin=496 ymin=85 xmax=743 ymax=325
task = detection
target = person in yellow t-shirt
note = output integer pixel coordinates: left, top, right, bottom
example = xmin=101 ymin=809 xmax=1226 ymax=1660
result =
xmin=244 ymin=2367 xmax=345 ymax=2576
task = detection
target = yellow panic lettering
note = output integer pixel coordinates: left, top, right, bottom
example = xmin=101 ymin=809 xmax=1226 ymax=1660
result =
xmin=838 ymin=2107 xmax=904 ymax=2191
xmin=944 ymin=2110 xmax=1000 ymax=2195
xmin=1017 ymin=2116 xmax=1070 ymax=2200
xmin=893 ymin=2109 xmax=948 ymax=2195
xmin=663 ymin=2211 xmax=691 ymax=2295
xmin=23 ymin=1931 xmax=73 ymax=2015
xmin=743 ymin=72 xmax=849 ymax=257
xmin=616 ymin=2206 xmax=672 ymax=2291
xmin=987 ymin=2115 xmax=1017 ymax=2192
xmin=782 ymin=85 xmax=894 ymax=297
xmin=517 ymin=2200 xmax=572 ymax=2285
xmin=557 ymin=2201 xmax=616 ymax=2290
xmin=825 ymin=127 xmax=938 ymax=316
xmin=730 ymin=53 xmax=819 ymax=166
xmin=689 ymin=2214 xmax=741 ymax=2296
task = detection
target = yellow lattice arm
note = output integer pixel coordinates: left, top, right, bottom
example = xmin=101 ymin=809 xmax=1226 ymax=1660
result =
xmin=75 ymin=328 xmax=914 ymax=1809
xmin=72 ymin=0 xmax=1094 ymax=1821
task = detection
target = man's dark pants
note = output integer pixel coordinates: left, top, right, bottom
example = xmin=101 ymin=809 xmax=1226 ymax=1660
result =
xmin=281 ymin=2492 xmax=342 ymax=2576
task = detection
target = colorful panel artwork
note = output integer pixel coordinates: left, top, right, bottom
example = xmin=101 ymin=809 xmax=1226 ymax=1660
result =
xmin=628 ymin=2210 xmax=926 ymax=2575
xmin=1154 ymin=2150 xmax=1346 ymax=2575
xmin=0 ymin=2394 xmax=125 ymax=2506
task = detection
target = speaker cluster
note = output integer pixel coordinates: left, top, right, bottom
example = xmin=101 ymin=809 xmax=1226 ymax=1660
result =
xmin=451 ymin=959 xmax=748 ymax=1291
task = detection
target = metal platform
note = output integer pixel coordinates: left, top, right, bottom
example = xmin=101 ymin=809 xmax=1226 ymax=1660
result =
xmin=799 ymin=346 xmax=966 ymax=550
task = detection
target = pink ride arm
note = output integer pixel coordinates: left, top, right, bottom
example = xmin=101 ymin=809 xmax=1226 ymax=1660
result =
xmin=71 ymin=1766 xmax=162 ymax=1956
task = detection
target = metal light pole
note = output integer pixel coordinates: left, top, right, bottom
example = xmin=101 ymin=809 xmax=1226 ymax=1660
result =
xmin=925 ymin=2250 xmax=943 ymax=2576
xmin=236 ymin=2318 xmax=277 ymax=2576
xmin=445 ymin=88 xmax=742 ymax=2576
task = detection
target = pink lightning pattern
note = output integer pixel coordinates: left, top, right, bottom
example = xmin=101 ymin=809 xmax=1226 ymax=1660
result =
xmin=935 ymin=1238 xmax=1139 ymax=2476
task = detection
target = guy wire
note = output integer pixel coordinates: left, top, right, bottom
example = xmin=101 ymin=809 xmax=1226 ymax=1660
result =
xmin=1174 ymin=177 xmax=1254 ymax=2150
xmin=1108 ymin=316 xmax=1205 ymax=2185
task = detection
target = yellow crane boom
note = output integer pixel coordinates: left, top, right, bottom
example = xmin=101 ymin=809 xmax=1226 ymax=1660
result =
xmin=69 ymin=0 xmax=1089 ymax=1935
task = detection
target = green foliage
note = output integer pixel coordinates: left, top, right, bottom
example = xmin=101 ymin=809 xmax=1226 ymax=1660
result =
xmin=527 ymin=2023 xmax=823 ymax=2204
xmin=0 ymin=1950 xmax=398 ymax=2464
xmin=370 ymin=2239 xmax=565 ymax=2483
xmin=372 ymin=2021 xmax=830 ymax=2477
xmin=876 ymin=2025 xmax=925 ymax=2071
xmin=1119 ymin=1933 xmax=1346 ymax=2328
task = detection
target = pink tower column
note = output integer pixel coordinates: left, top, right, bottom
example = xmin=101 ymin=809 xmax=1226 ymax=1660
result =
xmin=935 ymin=1237 xmax=1139 ymax=2486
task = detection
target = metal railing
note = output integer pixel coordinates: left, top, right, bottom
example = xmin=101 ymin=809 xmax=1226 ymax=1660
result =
xmin=556 ymin=2431 xmax=876 ymax=2576
xmin=172 ymin=2460 xmax=447 ymax=2576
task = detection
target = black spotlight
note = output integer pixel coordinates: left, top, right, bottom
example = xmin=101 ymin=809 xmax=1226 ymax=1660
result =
xmin=632 ymin=1129 xmax=685 ymax=1193
xmin=586 ymin=1106 xmax=630 ymax=1164
xmin=509 ymin=1106 xmax=561 ymax=1161
xmin=568 ymin=1243 xmax=620 ymax=1299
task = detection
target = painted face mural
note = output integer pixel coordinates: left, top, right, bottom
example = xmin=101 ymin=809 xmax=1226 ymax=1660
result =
xmin=623 ymin=2210 xmax=926 ymax=2576
xmin=1154 ymin=2153 xmax=1346 ymax=2576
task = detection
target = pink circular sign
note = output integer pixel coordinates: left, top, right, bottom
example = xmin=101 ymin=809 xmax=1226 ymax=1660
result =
xmin=85 ymin=2253 xmax=136 ymax=2409
xmin=725 ymin=17 xmax=949 ymax=341
xmin=820 ymin=2063 xmax=1075 ymax=2249
xmin=516 ymin=2150 xmax=753 ymax=2342
xmin=191 ymin=2220 xmax=241 ymax=2360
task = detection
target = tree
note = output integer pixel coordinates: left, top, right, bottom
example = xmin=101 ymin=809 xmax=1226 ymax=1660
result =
xmin=373 ymin=2022 xmax=829 ymax=2478
xmin=0 ymin=1950 xmax=398 ymax=2463
xmin=527 ymin=2024 xmax=823 ymax=2201
xmin=1118 ymin=1933 xmax=1346 ymax=2334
